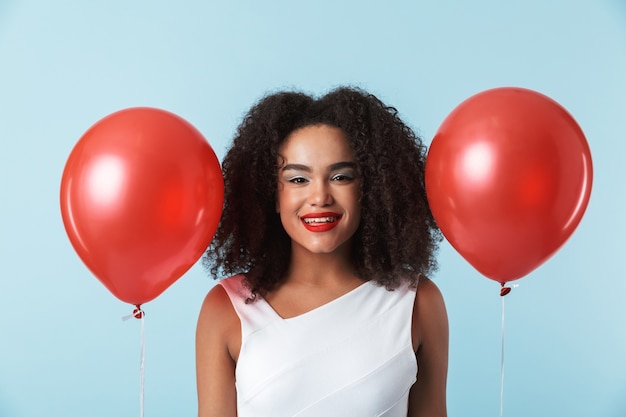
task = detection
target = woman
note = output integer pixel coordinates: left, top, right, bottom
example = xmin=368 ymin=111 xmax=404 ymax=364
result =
xmin=196 ymin=86 xmax=448 ymax=416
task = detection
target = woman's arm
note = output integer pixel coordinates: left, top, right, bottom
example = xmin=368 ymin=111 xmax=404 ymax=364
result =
xmin=408 ymin=277 xmax=449 ymax=417
xmin=196 ymin=284 xmax=240 ymax=417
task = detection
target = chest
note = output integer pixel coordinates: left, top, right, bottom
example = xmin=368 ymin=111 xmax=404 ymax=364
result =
xmin=235 ymin=314 xmax=417 ymax=417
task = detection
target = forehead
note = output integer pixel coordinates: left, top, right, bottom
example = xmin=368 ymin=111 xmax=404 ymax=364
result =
xmin=278 ymin=124 xmax=354 ymax=163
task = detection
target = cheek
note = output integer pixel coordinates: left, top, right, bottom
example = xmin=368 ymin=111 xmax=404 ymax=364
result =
xmin=276 ymin=189 xmax=299 ymax=214
xmin=276 ymin=185 xmax=286 ymax=211
xmin=348 ymin=190 xmax=360 ymax=210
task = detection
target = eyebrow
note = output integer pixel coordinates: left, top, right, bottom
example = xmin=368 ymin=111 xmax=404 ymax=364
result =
xmin=281 ymin=161 xmax=357 ymax=172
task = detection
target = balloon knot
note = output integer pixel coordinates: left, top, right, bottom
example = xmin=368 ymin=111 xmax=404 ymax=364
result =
xmin=133 ymin=305 xmax=144 ymax=319
xmin=500 ymin=283 xmax=512 ymax=297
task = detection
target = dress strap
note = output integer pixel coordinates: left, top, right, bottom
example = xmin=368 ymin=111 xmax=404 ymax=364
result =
xmin=219 ymin=275 xmax=279 ymax=339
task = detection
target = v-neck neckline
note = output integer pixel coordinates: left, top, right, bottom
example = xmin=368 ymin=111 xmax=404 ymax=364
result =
xmin=260 ymin=280 xmax=372 ymax=322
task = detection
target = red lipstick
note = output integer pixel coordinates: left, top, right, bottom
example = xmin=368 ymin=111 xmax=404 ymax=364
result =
xmin=301 ymin=212 xmax=342 ymax=232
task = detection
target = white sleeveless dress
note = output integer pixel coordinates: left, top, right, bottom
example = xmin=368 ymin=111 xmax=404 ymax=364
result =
xmin=219 ymin=274 xmax=418 ymax=417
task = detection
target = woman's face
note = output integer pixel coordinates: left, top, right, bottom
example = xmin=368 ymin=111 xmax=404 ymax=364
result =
xmin=276 ymin=124 xmax=361 ymax=257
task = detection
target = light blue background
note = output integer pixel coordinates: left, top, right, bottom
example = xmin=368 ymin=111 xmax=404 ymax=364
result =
xmin=1 ymin=1 xmax=625 ymax=416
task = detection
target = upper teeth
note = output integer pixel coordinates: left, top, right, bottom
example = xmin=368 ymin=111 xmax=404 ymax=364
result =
xmin=304 ymin=217 xmax=337 ymax=224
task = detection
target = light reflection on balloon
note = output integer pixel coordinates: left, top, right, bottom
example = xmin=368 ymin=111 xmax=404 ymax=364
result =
xmin=86 ymin=155 xmax=126 ymax=210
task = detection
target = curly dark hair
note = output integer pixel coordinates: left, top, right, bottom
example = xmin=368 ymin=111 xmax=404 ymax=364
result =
xmin=203 ymin=86 xmax=441 ymax=298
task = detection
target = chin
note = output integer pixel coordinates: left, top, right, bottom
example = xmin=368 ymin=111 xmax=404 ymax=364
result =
xmin=299 ymin=240 xmax=352 ymax=256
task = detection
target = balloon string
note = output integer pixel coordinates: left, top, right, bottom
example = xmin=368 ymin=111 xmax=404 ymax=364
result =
xmin=122 ymin=306 xmax=145 ymax=417
xmin=139 ymin=307 xmax=145 ymax=417
xmin=499 ymin=283 xmax=515 ymax=417
xmin=500 ymin=293 xmax=506 ymax=417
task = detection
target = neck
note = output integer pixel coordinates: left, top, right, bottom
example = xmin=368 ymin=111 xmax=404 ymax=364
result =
xmin=285 ymin=246 xmax=358 ymax=288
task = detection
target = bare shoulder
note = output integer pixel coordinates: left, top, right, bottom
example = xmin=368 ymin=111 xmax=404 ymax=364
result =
xmin=199 ymin=282 xmax=235 ymax=320
xmin=415 ymin=276 xmax=446 ymax=309
xmin=412 ymin=276 xmax=448 ymax=350
xmin=408 ymin=276 xmax=449 ymax=417
xmin=196 ymin=281 xmax=240 ymax=417
xmin=196 ymin=281 xmax=240 ymax=350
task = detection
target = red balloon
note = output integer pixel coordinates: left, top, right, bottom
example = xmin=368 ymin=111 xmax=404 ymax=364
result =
xmin=425 ymin=87 xmax=592 ymax=283
xmin=60 ymin=107 xmax=224 ymax=305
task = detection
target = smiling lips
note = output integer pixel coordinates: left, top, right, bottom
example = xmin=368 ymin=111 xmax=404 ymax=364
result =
xmin=301 ymin=212 xmax=342 ymax=232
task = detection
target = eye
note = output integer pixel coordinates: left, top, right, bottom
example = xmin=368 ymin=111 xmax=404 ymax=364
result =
xmin=288 ymin=176 xmax=308 ymax=184
xmin=331 ymin=173 xmax=355 ymax=182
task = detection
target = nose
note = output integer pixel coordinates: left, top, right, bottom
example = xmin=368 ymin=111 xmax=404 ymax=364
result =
xmin=308 ymin=180 xmax=333 ymax=207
